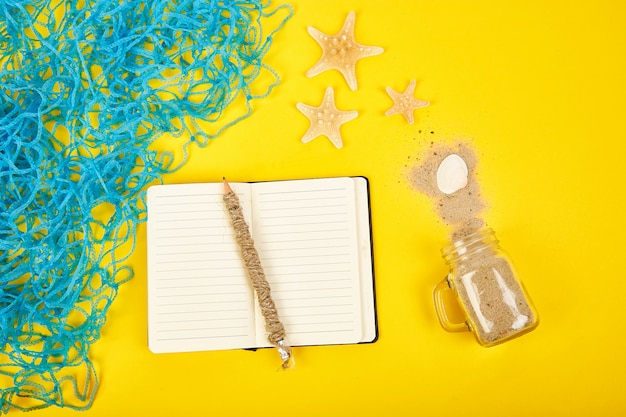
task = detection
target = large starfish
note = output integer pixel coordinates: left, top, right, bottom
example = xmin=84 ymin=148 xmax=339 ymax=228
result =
xmin=296 ymin=87 xmax=358 ymax=148
xmin=306 ymin=11 xmax=384 ymax=91
xmin=385 ymin=80 xmax=430 ymax=124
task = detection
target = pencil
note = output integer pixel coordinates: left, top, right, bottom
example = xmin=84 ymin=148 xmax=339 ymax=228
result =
xmin=222 ymin=178 xmax=293 ymax=369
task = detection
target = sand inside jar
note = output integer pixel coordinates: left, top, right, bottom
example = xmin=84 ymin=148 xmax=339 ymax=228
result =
xmin=451 ymin=253 xmax=536 ymax=344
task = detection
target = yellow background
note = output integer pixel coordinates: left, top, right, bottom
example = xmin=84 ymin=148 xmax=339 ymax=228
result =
xmin=35 ymin=0 xmax=626 ymax=415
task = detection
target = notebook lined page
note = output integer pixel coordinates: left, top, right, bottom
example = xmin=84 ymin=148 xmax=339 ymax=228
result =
xmin=250 ymin=177 xmax=363 ymax=347
xmin=147 ymin=183 xmax=256 ymax=353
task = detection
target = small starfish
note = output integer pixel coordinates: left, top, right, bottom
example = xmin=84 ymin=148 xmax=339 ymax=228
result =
xmin=385 ymin=80 xmax=430 ymax=124
xmin=296 ymin=87 xmax=358 ymax=149
xmin=306 ymin=11 xmax=384 ymax=91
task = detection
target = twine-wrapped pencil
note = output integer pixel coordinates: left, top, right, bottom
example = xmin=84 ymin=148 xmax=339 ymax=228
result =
xmin=222 ymin=178 xmax=293 ymax=369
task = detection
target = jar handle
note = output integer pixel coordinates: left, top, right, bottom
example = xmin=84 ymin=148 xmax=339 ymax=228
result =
xmin=433 ymin=277 xmax=469 ymax=332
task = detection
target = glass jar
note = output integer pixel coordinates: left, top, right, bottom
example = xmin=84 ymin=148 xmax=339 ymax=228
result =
xmin=433 ymin=227 xmax=539 ymax=346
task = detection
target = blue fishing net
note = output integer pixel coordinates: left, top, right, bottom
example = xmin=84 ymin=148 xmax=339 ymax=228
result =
xmin=0 ymin=0 xmax=291 ymax=412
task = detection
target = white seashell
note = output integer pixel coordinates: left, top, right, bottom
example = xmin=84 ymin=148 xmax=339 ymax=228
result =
xmin=436 ymin=154 xmax=469 ymax=194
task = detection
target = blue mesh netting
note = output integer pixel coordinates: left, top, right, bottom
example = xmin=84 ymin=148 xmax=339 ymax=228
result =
xmin=0 ymin=0 xmax=291 ymax=412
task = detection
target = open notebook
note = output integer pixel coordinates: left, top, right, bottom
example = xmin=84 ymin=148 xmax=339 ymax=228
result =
xmin=146 ymin=176 xmax=376 ymax=354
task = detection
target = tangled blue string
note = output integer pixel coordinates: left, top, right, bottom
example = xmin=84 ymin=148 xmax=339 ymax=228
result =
xmin=0 ymin=0 xmax=291 ymax=412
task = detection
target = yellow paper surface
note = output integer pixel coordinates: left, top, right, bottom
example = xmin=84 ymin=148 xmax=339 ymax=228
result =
xmin=33 ymin=0 xmax=626 ymax=415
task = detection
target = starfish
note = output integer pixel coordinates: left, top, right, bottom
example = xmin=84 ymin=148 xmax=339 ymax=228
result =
xmin=385 ymin=80 xmax=430 ymax=124
xmin=306 ymin=11 xmax=384 ymax=91
xmin=296 ymin=87 xmax=358 ymax=148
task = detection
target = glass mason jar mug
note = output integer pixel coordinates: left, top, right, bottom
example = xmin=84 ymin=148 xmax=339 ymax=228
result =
xmin=433 ymin=227 xmax=539 ymax=346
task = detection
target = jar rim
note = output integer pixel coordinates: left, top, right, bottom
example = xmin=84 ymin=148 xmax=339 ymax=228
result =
xmin=441 ymin=226 xmax=498 ymax=261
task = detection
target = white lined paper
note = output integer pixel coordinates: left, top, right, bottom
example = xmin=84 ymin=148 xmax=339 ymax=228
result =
xmin=147 ymin=183 xmax=256 ymax=353
xmin=146 ymin=178 xmax=375 ymax=354
xmin=251 ymin=178 xmax=362 ymax=347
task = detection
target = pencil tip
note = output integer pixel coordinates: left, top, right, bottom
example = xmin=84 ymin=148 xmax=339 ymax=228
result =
xmin=223 ymin=177 xmax=232 ymax=193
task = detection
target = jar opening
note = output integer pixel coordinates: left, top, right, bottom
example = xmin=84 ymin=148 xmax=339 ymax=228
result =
xmin=442 ymin=227 xmax=498 ymax=263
